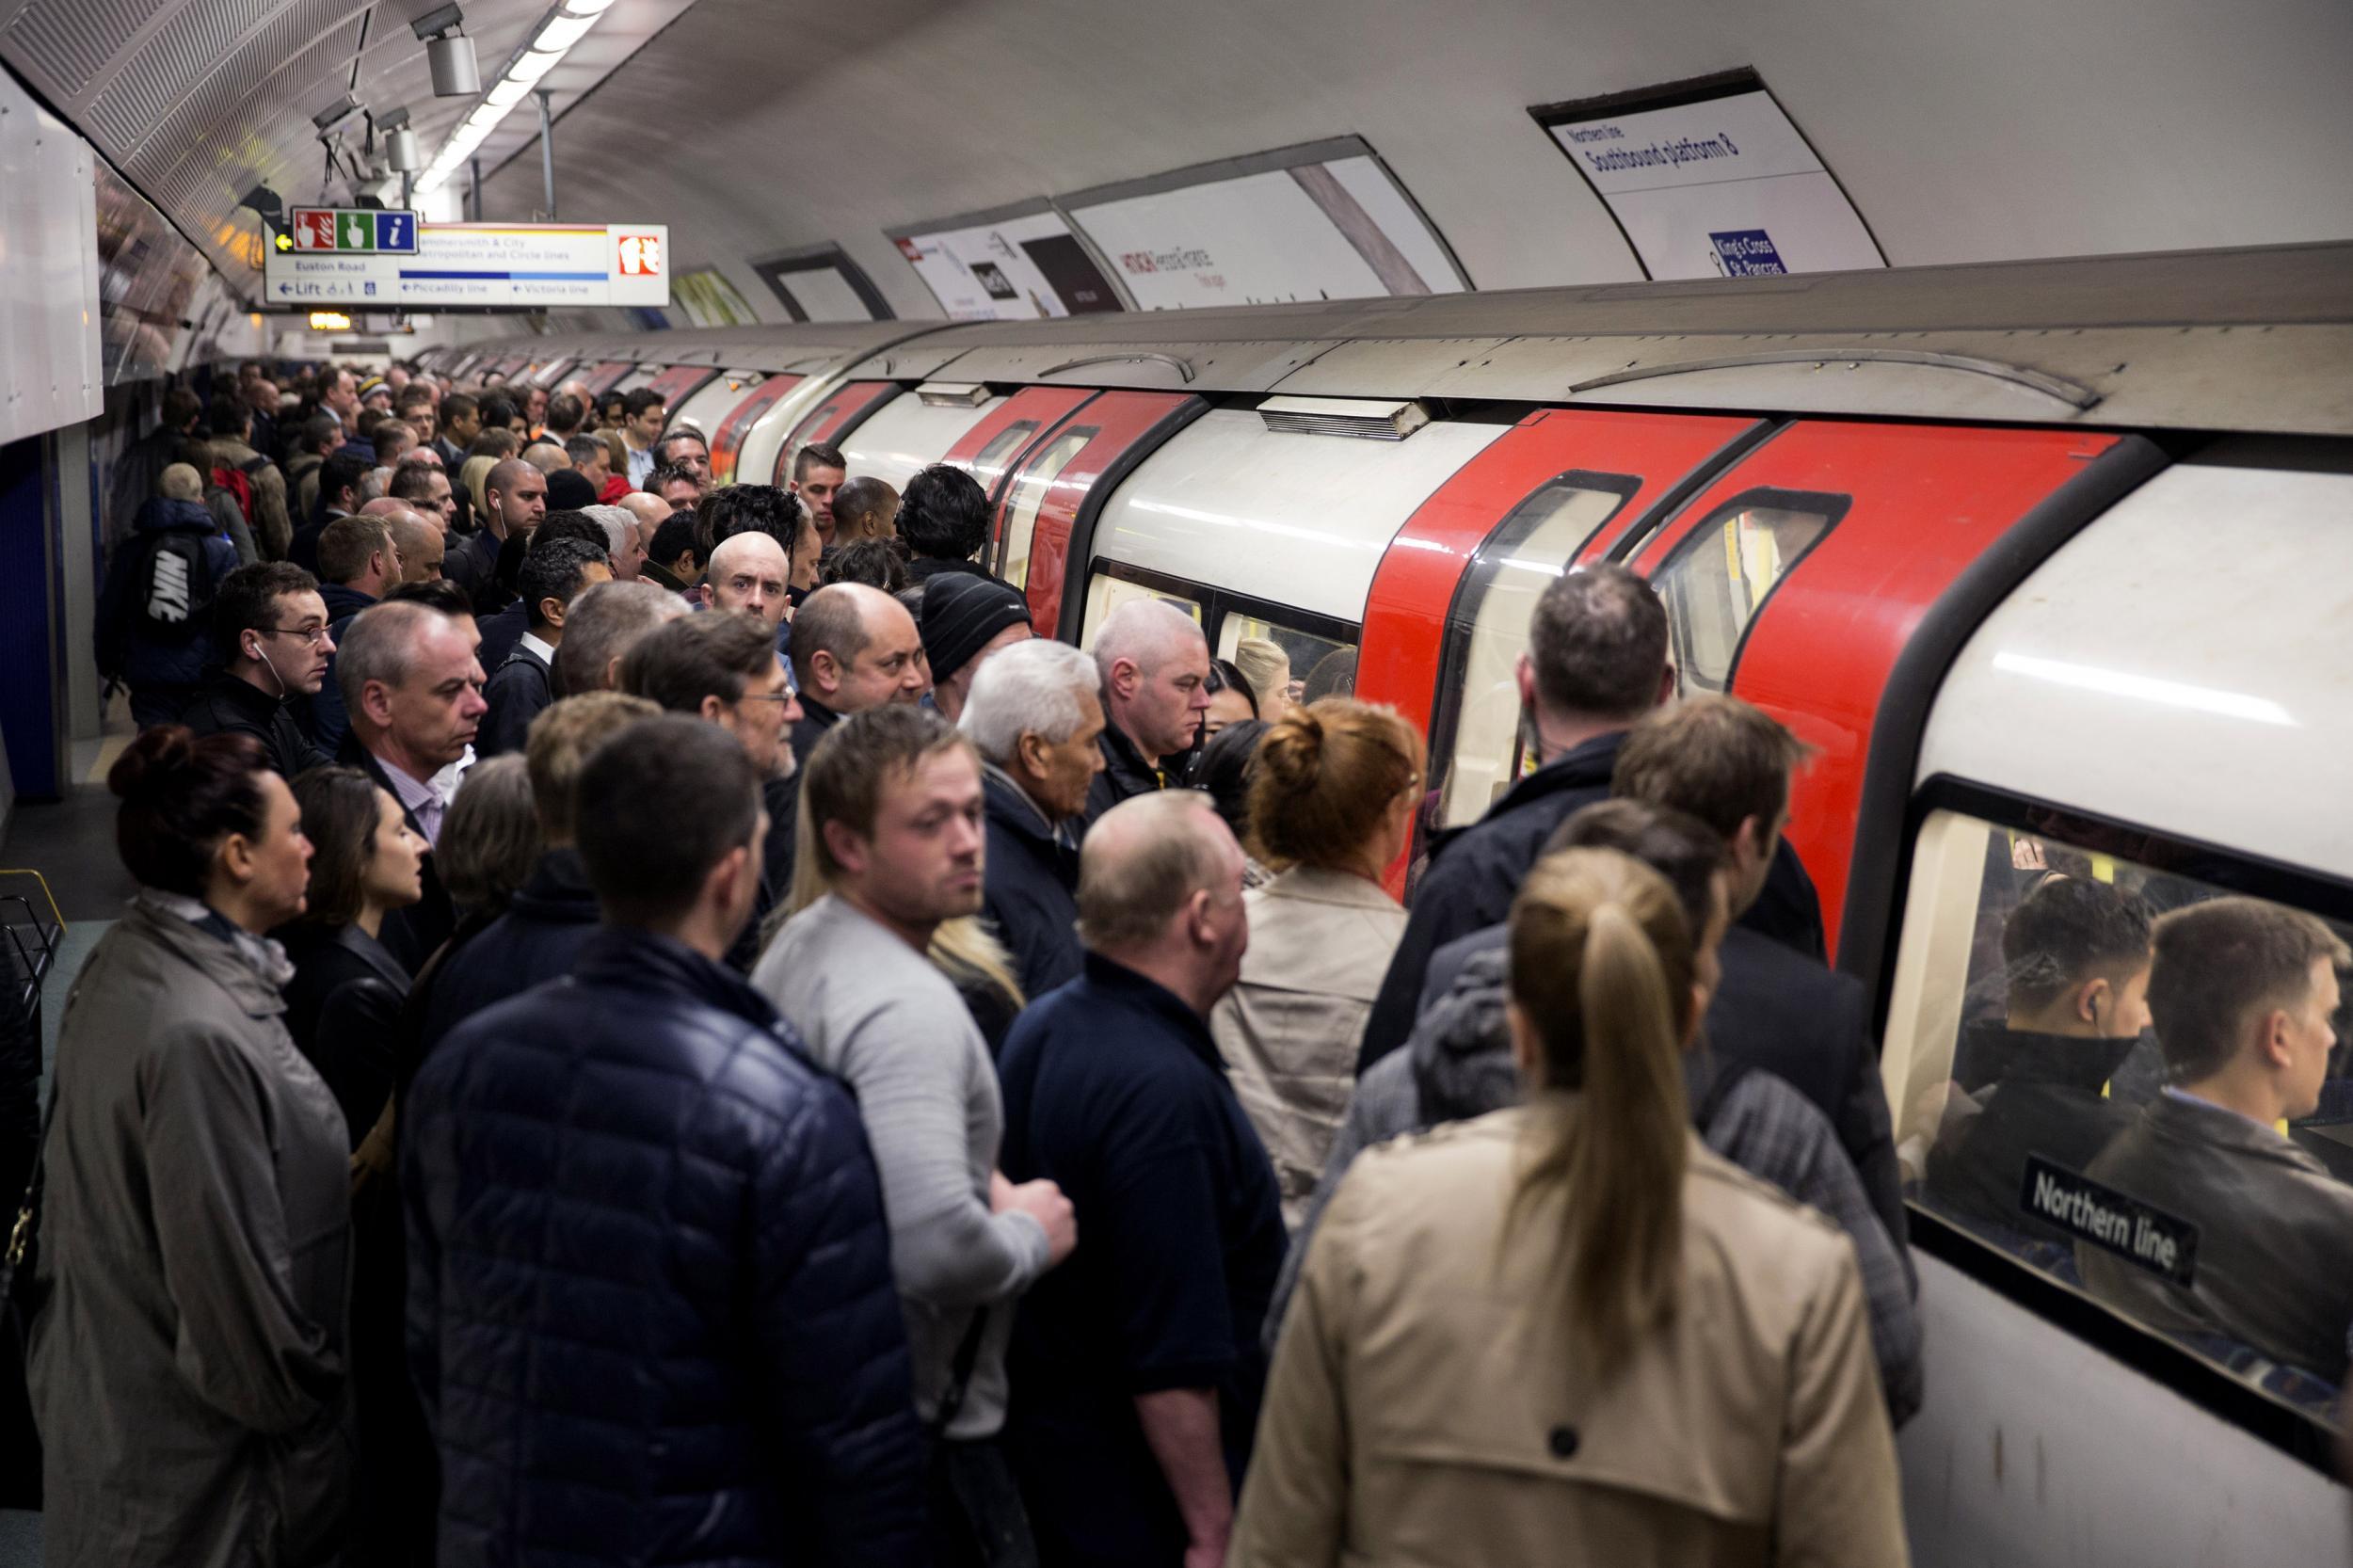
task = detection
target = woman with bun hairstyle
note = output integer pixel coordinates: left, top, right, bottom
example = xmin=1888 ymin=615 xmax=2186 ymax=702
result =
xmin=1231 ymin=849 xmax=1905 ymax=1566
xmin=277 ymin=765 xmax=425 ymax=1148
xmin=28 ymin=728 xmax=356 ymax=1567
xmin=1209 ymin=697 xmax=1421 ymax=1224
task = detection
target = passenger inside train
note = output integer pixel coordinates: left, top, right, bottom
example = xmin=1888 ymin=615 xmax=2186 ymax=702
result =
xmin=5 ymin=15 xmax=2352 ymax=1556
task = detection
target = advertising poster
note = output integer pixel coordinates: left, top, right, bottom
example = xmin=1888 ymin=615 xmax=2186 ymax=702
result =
xmin=1064 ymin=142 xmax=1466 ymax=311
xmin=674 ymin=267 xmax=758 ymax=327
xmin=1536 ymin=73 xmax=1884 ymax=280
xmin=750 ymin=243 xmax=892 ymax=323
xmin=888 ymin=204 xmax=1122 ymax=321
xmin=263 ymin=222 xmax=672 ymax=309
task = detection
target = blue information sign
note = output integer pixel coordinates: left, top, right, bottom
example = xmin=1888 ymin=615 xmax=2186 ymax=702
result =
xmin=375 ymin=212 xmax=418 ymax=253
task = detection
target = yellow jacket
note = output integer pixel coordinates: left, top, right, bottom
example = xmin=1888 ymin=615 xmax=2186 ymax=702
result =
xmin=1232 ymin=1102 xmax=1909 ymax=1568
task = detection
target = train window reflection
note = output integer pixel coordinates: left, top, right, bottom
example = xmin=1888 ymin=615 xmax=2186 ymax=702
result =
xmin=1000 ymin=430 xmax=1094 ymax=589
xmin=1433 ymin=475 xmax=1634 ymax=830
xmin=1884 ymin=804 xmax=2353 ymax=1423
xmin=1653 ymin=492 xmax=1843 ymax=695
xmin=1216 ymin=614 xmax=1357 ymax=718
xmin=1080 ymin=570 xmax=1201 ymax=648
xmin=970 ymin=420 xmax=1040 ymax=502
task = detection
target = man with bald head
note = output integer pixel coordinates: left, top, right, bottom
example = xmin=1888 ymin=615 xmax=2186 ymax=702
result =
xmin=707 ymin=531 xmax=791 ymax=632
xmin=522 ymin=441 xmax=571 ymax=473
xmin=1086 ymin=597 xmax=1211 ymax=824
xmin=385 ymin=511 xmax=444 ymax=583
xmin=445 ymin=456 xmax=546 ymax=607
xmin=616 ymin=490 xmax=671 ymax=566
xmin=998 ymin=790 xmax=1283 ymax=1568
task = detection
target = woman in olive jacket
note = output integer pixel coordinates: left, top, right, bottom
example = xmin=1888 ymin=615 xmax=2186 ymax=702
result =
xmin=29 ymin=728 xmax=353 ymax=1568
xmin=1232 ymin=848 xmax=1905 ymax=1568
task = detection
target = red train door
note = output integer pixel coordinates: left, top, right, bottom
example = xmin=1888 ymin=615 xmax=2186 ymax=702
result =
xmin=1621 ymin=422 xmax=2134 ymax=955
xmin=643 ymin=364 xmax=720 ymax=409
xmin=579 ymin=360 xmax=636 ymax=398
xmin=769 ymin=381 xmax=901 ymax=485
xmin=1360 ymin=408 xmax=1767 ymax=849
xmin=984 ymin=390 xmax=1205 ymax=639
xmin=939 ymin=387 xmax=1099 ymax=509
xmin=709 ymin=375 xmax=801 ymax=486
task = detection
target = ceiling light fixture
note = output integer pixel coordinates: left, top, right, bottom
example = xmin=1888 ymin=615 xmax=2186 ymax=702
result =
xmin=413 ymin=0 xmax=616 ymax=196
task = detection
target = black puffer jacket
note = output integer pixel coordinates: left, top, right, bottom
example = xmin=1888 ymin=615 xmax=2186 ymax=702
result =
xmin=401 ymin=928 xmax=928 ymax=1567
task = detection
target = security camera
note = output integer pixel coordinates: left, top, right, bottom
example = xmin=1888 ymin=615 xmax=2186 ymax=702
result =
xmin=380 ymin=106 xmax=422 ymax=172
xmin=312 ymin=94 xmax=363 ymax=136
xmin=413 ymin=5 xmax=480 ymax=97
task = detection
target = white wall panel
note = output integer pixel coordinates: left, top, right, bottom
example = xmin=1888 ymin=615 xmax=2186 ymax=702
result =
xmin=0 ymin=68 xmax=101 ymax=444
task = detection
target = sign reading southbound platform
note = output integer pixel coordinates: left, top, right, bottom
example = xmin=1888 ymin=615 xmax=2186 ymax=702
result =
xmin=264 ymin=222 xmax=670 ymax=309
xmin=289 ymin=207 xmax=420 ymax=254
xmin=1533 ymin=71 xmax=1884 ymax=281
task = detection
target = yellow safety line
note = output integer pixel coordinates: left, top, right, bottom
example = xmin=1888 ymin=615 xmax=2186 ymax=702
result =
xmin=0 ymin=869 xmax=65 ymax=933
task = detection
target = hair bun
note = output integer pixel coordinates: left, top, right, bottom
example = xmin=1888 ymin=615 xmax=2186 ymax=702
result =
xmin=107 ymin=725 xmax=197 ymax=801
xmin=1261 ymin=705 xmax=1325 ymax=783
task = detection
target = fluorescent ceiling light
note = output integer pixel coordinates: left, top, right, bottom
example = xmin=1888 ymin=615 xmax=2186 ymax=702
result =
xmin=508 ymin=48 xmax=564 ymax=85
xmin=534 ymin=13 xmax=596 ymax=52
xmin=487 ymin=76 xmax=533 ymax=107
xmin=564 ymin=0 xmax=619 ymax=14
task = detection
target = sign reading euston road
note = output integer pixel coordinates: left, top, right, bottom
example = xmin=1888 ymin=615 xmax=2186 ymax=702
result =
xmin=289 ymin=208 xmax=421 ymax=254
xmin=263 ymin=221 xmax=670 ymax=310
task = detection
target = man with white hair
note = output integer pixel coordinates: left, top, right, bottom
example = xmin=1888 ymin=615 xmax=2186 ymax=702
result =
xmin=616 ymin=489 xmax=671 ymax=561
xmin=998 ymin=791 xmax=1284 ymax=1568
xmin=580 ymin=503 xmax=646 ymax=581
xmin=551 ymin=579 xmax=686 ymax=696
xmin=1085 ymin=597 xmax=1210 ymax=824
xmin=960 ymin=639 xmax=1106 ymax=998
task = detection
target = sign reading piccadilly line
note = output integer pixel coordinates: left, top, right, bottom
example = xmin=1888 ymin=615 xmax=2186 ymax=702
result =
xmin=289 ymin=207 xmax=421 ymax=254
xmin=263 ymin=222 xmax=670 ymax=309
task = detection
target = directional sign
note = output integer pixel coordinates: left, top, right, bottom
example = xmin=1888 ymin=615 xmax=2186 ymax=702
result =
xmin=287 ymin=207 xmax=421 ymax=256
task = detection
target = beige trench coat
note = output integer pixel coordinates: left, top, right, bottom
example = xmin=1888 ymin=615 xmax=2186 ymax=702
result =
xmin=1233 ymin=1104 xmax=1909 ymax=1568
xmin=1210 ymin=866 xmax=1406 ymax=1226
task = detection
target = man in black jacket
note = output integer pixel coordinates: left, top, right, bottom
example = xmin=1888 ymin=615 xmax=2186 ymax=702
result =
xmin=403 ymin=716 xmax=928 ymax=1566
xmin=476 ymin=538 xmax=611 ymax=757
xmin=417 ymin=692 xmax=656 ymax=1057
xmin=1356 ymin=563 xmax=1820 ymax=1073
xmin=959 ymin=637 xmax=1105 ymax=1001
xmin=1082 ymin=596 xmax=1210 ymax=826
xmin=178 ymin=562 xmax=335 ymax=777
xmin=336 ymin=600 xmax=487 ymax=972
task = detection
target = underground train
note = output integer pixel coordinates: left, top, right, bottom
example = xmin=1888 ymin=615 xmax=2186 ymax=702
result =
xmin=423 ymin=239 xmax=2353 ymax=1567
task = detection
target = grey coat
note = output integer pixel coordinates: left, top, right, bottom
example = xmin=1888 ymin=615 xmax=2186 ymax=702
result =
xmin=29 ymin=893 xmax=354 ymax=1568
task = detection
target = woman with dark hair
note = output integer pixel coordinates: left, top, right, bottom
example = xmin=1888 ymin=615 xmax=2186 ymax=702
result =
xmin=28 ymin=727 xmax=354 ymax=1567
xmin=1200 ymin=655 xmax=1258 ymax=744
xmin=277 ymin=764 xmax=425 ymax=1146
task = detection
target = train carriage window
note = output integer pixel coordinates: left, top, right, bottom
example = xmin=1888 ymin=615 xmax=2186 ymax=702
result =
xmin=969 ymin=421 xmax=1041 ymax=502
xmin=1000 ymin=430 xmax=1096 ymax=590
xmin=1431 ymin=474 xmax=1636 ymax=830
xmin=1215 ymin=613 xmax=1358 ymax=711
xmin=1651 ymin=489 xmax=1846 ymax=695
xmin=1080 ymin=570 xmax=1202 ymax=648
xmin=1883 ymin=791 xmax=2353 ymax=1425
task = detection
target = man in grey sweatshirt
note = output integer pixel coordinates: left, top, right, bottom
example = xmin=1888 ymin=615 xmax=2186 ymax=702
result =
xmin=754 ymin=706 xmax=1076 ymax=1556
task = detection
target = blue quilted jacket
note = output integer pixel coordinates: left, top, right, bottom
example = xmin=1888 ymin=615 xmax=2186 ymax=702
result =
xmin=401 ymin=927 xmax=928 ymax=1566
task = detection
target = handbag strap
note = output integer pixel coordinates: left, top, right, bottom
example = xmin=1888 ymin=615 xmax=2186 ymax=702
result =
xmin=3 ymin=1083 xmax=57 ymax=1290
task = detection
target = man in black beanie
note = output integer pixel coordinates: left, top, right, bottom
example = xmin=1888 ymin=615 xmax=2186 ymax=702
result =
xmin=920 ymin=572 xmax=1032 ymax=723
xmin=545 ymin=466 xmax=600 ymax=513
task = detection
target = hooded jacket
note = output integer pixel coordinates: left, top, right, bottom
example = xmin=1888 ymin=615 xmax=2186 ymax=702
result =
xmin=96 ymin=497 xmax=241 ymax=692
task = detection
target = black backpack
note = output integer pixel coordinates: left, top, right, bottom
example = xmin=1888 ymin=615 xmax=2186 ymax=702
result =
xmin=133 ymin=531 xmax=218 ymax=642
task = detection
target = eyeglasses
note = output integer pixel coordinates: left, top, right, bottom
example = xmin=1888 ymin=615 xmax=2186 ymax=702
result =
xmin=265 ymin=624 xmax=331 ymax=647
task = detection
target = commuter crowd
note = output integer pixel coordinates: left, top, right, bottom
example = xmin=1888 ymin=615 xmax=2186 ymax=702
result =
xmin=13 ymin=355 xmax=2343 ymax=1567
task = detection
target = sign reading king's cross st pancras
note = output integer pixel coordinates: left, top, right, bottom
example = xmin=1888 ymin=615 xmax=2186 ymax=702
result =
xmin=263 ymin=221 xmax=670 ymax=308
xmin=289 ymin=208 xmax=421 ymax=255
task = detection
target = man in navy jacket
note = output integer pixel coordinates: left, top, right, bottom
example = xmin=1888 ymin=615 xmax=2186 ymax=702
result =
xmin=403 ymin=714 xmax=926 ymax=1566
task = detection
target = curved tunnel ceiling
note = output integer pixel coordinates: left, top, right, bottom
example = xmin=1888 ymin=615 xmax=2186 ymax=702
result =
xmin=5 ymin=0 xmax=2351 ymax=313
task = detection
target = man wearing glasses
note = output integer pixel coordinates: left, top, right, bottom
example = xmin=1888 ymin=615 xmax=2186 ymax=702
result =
xmin=179 ymin=561 xmax=336 ymax=778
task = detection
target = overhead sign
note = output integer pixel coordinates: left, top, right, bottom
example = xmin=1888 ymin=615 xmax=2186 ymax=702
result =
xmin=263 ymin=222 xmax=670 ymax=309
xmin=289 ymin=207 xmax=420 ymax=254
xmin=1063 ymin=138 xmax=1467 ymax=311
xmin=889 ymin=203 xmax=1122 ymax=322
xmin=1535 ymin=72 xmax=1885 ymax=280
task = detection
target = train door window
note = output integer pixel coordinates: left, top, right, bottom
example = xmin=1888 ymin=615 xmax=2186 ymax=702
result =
xmin=1000 ymin=430 xmax=1095 ymax=590
xmin=1882 ymin=786 xmax=2353 ymax=1426
xmin=1215 ymin=613 xmax=1358 ymax=711
xmin=1431 ymin=474 xmax=1638 ymax=829
xmin=970 ymin=423 xmax=1040 ymax=499
xmin=1650 ymin=489 xmax=1846 ymax=695
xmin=772 ymin=381 xmax=898 ymax=485
xmin=709 ymin=375 xmax=801 ymax=486
xmin=1080 ymin=570 xmax=1202 ymax=648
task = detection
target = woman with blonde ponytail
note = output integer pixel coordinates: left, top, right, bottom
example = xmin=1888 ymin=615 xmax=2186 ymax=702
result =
xmin=1231 ymin=847 xmax=1907 ymax=1568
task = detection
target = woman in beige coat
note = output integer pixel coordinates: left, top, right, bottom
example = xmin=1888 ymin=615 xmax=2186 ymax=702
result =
xmin=1210 ymin=698 xmax=1422 ymax=1224
xmin=1231 ymin=848 xmax=1907 ymax=1567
